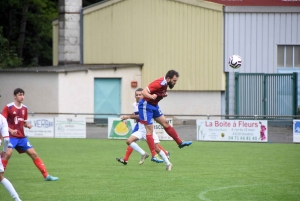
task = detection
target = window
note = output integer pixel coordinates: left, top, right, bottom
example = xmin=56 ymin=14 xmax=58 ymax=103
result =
xmin=277 ymin=45 xmax=300 ymax=68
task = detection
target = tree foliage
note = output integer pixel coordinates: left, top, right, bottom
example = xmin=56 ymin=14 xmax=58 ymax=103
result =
xmin=0 ymin=0 xmax=57 ymax=68
xmin=0 ymin=0 xmax=106 ymax=68
xmin=0 ymin=27 xmax=22 ymax=68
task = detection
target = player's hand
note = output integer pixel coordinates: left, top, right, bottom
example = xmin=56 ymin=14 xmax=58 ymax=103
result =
xmin=151 ymin=94 xmax=157 ymax=100
xmin=10 ymin=129 xmax=18 ymax=136
xmin=26 ymin=123 xmax=32 ymax=129
xmin=121 ymin=116 xmax=129 ymax=121
xmin=163 ymin=92 xmax=168 ymax=97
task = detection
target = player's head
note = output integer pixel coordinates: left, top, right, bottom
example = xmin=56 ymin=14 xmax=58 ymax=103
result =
xmin=14 ymin=88 xmax=25 ymax=103
xmin=135 ymin=88 xmax=143 ymax=102
xmin=165 ymin=70 xmax=179 ymax=89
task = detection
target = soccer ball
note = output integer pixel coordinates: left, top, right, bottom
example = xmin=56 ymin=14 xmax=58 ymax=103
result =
xmin=228 ymin=55 xmax=242 ymax=69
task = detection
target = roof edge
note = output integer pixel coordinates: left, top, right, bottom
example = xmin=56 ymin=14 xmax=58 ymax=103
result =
xmin=225 ymin=6 xmax=300 ymax=13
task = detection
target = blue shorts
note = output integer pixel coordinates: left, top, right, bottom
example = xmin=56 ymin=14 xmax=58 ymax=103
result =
xmin=138 ymin=99 xmax=163 ymax=125
xmin=8 ymin=138 xmax=33 ymax=153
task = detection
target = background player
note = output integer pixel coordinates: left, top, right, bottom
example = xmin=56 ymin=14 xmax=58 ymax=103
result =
xmin=139 ymin=70 xmax=192 ymax=161
xmin=1 ymin=88 xmax=58 ymax=181
xmin=0 ymin=114 xmax=22 ymax=201
xmin=116 ymin=88 xmax=169 ymax=165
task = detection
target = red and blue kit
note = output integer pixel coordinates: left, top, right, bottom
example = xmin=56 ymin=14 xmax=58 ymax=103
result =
xmin=2 ymin=102 xmax=33 ymax=152
xmin=139 ymin=77 xmax=167 ymax=125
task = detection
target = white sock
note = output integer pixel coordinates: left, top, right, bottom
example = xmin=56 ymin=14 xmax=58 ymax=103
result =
xmin=129 ymin=142 xmax=146 ymax=155
xmin=159 ymin=150 xmax=171 ymax=165
xmin=1 ymin=178 xmax=21 ymax=200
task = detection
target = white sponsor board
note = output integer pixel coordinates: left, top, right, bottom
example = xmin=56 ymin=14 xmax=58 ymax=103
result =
xmin=154 ymin=118 xmax=173 ymax=140
xmin=25 ymin=118 xmax=54 ymax=138
xmin=197 ymin=120 xmax=268 ymax=142
xmin=55 ymin=117 xmax=86 ymax=138
xmin=293 ymin=120 xmax=300 ymax=143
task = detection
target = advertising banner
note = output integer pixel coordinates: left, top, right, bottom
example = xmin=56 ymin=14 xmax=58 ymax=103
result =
xmin=25 ymin=118 xmax=54 ymax=138
xmin=108 ymin=118 xmax=135 ymax=139
xmin=108 ymin=118 xmax=173 ymax=140
xmin=293 ymin=120 xmax=300 ymax=143
xmin=154 ymin=118 xmax=173 ymax=140
xmin=197 ymin=120 xmax=268 ymax=142
xmin=54 ymin=117 xmax=86 ymax=138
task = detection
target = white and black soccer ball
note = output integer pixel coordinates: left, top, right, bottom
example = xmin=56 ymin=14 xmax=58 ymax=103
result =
xmin=228 ymin=55 xmax=242 ymax=69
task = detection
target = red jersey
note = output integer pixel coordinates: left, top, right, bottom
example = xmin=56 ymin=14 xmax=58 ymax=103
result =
xmin=144 ymin=77 xmax=168 ymax=105
xmin=2 ymin=102 xmax=28 ymax=138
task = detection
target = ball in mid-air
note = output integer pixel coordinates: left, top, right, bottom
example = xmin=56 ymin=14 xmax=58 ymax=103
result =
xmin=228 ymin=55 xmax=242 ymax=69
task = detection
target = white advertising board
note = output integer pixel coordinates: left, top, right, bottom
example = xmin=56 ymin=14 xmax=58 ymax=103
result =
xmin=197 ymin=120 xmax=268 ymax=142
xmin=293 ymin=120 xmax=300 ymax=143
xmin=24 ymin=118 xmax=54 ymax=138
xmin=54 ymin=117 xmax=86 ymax=138
xmin=154 ymin=118 xmax=173 ymax=140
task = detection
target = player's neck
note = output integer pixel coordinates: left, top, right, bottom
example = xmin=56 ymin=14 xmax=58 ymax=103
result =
xmin=14 ymin=101 xmax=22 ymax=107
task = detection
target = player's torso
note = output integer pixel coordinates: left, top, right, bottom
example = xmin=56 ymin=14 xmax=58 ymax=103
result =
xmin=145 ymin=77 xmax=167 ymax=104
xmin=5 ymin=103 xmax=27 ymax=136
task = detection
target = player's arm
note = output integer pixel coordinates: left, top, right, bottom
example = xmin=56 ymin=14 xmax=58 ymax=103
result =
xmin=142 ymin=87 xmax=157 ymax=100
xmin=24 ymin=110 xmax=32 ymax=129
xmin=24 ymin=121 xmax=32 ymax=129
xmin=121 ymin=113 xmax=139 ymax=120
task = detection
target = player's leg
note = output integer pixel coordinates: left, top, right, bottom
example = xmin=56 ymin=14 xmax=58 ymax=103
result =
xmin=138 ymin=100 xmax=157 ymax=159
xmin=154 ymin=112 xmax=192 ymax=149
xmin=21 ymin=138 xmax=58 ymax=181
xmin=153 ymin=133 xmax=171 ymax=169
xmin=128 ymin=131 xmax=149 ymax=165
xmin=124 ymin=123 xmax=140 ymax=161
xmin=0 ymin=162 xmax=21 ymax=201
xmin=157 ymin=144 xmax=170 ymax=158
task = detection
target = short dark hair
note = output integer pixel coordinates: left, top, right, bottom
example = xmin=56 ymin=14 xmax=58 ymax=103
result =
xmin=165 ymin=70 xmax=179 ymax=79
xmin=14 ymin=88 xmax=25 ymax=95
xmin=135 ymin=88 xmax=143 ymax=92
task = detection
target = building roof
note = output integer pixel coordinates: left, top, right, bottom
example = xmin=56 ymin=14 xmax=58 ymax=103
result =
xmin=0 ymin=64 xmax=143 ymax=73
xmin=205 ymin=0 xmax=300 ymax=6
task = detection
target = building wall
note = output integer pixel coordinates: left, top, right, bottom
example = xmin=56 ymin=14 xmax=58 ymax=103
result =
xmin=57 ymin=66 xmax=142 ymax=122
xmin=225 ymin=7 xmax=300 ymax=115
xmin=224 ymin=7 xmax=300 ymax=73
xmin=159 ymin=90 xmax=221 ymax=118
xmin=83 ymin=0 xmax=224 ymax=91
xmin=0 ymin=73 xmax=59 ymax=114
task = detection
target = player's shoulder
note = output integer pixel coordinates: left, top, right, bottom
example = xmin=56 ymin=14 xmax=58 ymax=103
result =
xmin=153 ymin=77 xmax=166 ymax=86
xmin=21 ymin=104 xmax=28 ymax=109
xmin=132 ymin=102 xmax=137 ymax=107
xmin=6 ymin=102 xmax=14 ymax=108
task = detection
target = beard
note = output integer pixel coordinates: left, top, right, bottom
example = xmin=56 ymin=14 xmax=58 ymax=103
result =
xmin=167 ymin=81 xmax=174 ymax=89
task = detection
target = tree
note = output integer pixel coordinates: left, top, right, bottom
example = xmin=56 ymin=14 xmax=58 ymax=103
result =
xmin=0 ymin=0 xmax=57 ymax=68
xmin=0 ymin=27 xmax=22 ymax=68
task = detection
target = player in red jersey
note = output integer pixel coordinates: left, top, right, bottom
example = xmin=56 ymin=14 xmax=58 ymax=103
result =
xmin=138 ymin=70 xmax=192 ymax=162
xmin=116 ymin=88 xmax=169 ymax=166
xmin=1 ymin=88 xmax=58 ymax=181
xmin=0 ymin=114 xmax=22 ymax=201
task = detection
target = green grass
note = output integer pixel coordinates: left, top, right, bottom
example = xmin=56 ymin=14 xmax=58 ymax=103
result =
xmin=1 ymin=139 xmax=300 ymax=201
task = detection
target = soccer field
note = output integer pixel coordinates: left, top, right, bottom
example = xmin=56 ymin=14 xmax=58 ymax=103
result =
xmin=1 ymin=139 xmax=300 ymax=201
